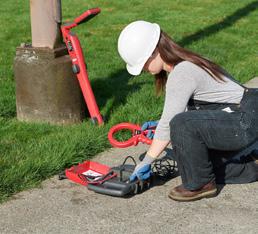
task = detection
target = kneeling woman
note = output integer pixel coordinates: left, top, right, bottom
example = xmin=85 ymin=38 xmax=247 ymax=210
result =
xmin=117 ymin=21 xmax=258 ymax=201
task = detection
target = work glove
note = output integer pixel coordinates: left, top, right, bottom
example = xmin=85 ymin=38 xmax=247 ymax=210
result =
xmin=129 ymin=154 xmax=155 ymax=182
xmin=141 ymin=120 xmax=159 ymax=140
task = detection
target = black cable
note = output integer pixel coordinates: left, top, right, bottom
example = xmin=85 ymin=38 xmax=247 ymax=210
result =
xmin=121 ymin=155 xmax=137 ymax=167
xmin=152 ymin=157 xmax=176 ymax=179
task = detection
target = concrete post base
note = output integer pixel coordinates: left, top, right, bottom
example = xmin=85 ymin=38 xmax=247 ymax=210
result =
xmin=14 ymin=44 xmax=86 ymax=124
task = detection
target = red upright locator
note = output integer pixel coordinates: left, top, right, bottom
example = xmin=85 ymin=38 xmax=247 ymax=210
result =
xmin=61 ymin=8 xmax=104 ymax=125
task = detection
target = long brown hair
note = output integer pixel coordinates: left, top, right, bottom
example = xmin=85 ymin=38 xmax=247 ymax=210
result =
xmin=155 ymin=31 xmax=227 ymax=95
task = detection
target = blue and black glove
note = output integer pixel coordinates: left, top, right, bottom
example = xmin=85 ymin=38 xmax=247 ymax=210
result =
xmin=129 ymin=154 xmax=155 ymax=182
xmin=141 ymin=120 xmax=159 ymax=140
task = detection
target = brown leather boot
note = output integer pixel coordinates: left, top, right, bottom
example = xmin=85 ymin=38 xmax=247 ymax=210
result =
xmin=168 ymin=180 xmax=217 ymax=202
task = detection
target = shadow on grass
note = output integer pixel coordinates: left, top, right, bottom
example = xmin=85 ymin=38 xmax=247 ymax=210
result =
xmin=179 ymin=0 xmax=258 ymax=46
xmin=91 ymin=69 xmax=145 ymax=121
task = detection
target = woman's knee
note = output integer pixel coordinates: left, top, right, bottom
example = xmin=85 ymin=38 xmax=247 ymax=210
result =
xmin=169 ymin=113 xmax=192 ymax=141
xmin=170 ymin=113 xmax=190 ymax=131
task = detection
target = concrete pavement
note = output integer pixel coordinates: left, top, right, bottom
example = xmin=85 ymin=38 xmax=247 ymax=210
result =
xmin=0 ymin=78 xmax=258 ymax=234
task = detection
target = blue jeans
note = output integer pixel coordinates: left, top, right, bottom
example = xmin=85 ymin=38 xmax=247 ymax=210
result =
xmin=170 ymin=89 xmax=258 ymax=190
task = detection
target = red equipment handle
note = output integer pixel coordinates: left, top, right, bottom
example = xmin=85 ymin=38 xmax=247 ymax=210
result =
xmin=108 ymin=123 xmax=153 ymax=148
xmin=61 ymin=7 xmax=104 ymax=125
xmin=68 ymin=35 xmax=104 ymax=124
xmin=74 ymin=8 xmax=101 ymax=25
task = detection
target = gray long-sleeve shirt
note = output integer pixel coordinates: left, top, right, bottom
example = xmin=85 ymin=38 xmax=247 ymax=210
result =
xmin=154 ymin=61 xmax=245 ymax=141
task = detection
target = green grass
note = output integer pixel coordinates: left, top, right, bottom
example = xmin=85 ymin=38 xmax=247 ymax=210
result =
xmin=0 ymin=0 xmax=257 ymax=202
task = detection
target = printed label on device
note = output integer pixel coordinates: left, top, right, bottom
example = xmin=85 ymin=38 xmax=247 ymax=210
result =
xmin=82 ymin=170 xmax=103 ymax=178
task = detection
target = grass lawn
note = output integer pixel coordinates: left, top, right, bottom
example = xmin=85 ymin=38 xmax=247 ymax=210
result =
xmin=0 ymin=0 xmax=257 ymax=202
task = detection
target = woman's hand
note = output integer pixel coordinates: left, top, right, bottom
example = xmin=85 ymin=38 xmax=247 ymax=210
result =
xmin=129 ymin=154 xmax=155 ymax=181
xmin=129 ymin=164 xmax=152 ymax=182
xmin=129 ymin=139 xmax=171 ymax=182
xmin=141 ymin=120 xmax=159 ymax=139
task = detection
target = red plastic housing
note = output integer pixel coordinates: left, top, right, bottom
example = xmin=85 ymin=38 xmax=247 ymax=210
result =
xmin=65 ymin=160 xmax=115 ymax=186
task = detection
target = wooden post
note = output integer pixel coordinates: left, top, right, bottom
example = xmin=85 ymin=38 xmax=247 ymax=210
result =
xmin=30 ymin=0 xmax=62 ymax=48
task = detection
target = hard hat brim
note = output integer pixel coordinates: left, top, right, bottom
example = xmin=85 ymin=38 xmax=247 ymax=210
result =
xmin=126 ymin=62 xmax=146 ymax=76
xmin=125 ymin=23 xmax=160 ymax=76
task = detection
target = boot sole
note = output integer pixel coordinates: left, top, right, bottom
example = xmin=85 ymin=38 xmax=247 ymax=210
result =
xmin=168 ymin=188 xmax=217 ymax=202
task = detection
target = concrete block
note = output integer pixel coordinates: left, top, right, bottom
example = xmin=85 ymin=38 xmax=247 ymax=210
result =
xmin=14 ymin=44 xmax=86 ymax=124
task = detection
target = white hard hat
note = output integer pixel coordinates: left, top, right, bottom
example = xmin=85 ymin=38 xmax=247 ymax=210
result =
xmin=118 ymin=21 xmax=161 ymax=76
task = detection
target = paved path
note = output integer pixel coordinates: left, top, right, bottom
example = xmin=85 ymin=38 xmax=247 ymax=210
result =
xmin=1 ymin=78 xmax=258 ymax=234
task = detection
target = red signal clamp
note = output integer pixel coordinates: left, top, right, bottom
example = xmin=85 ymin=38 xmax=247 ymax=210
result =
xmin=108 ymin=122 xmax=154 ymax=148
